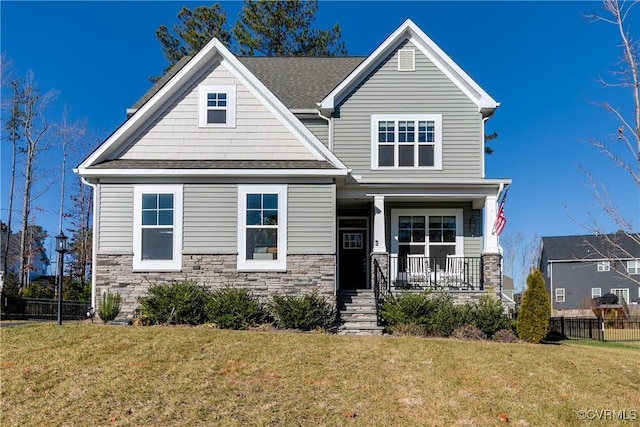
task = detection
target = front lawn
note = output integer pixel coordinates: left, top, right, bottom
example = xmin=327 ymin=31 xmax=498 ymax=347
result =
xmin=1 ymin=323 xmax=638 ymax=426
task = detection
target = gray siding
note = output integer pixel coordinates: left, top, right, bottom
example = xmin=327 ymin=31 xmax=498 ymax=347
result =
xmin=98 ymin=184 xmax=133 ymax=255
xmin=183 ymin=184 xmax=237 ymax=254
xmin=549 ymin=261 xmax=640 ymax=310
xmin=288 ymin=184 xmax=335 ymax=254
xmin=333 ymin=40 xmax=482 ymax=180
xmin=301 ymin=118 xmax=329 ymax=147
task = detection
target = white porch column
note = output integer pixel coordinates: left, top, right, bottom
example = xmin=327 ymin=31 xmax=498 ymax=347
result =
xmin=483 ymin=194 xmax=500 ymax=253
xmin=373 ymin=195 xmax=387 ymax=253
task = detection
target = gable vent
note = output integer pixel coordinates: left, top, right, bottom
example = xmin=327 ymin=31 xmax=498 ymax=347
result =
xmin=398 ymin=49 xmax=415 ymax=72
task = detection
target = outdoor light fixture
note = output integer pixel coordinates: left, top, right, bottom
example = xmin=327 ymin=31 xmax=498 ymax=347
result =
xmin=55 ymin=232 xmax=68 ymax=326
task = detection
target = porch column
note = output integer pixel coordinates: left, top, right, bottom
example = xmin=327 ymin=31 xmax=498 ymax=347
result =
xmin=372 ymin=195 xmax=387 ymax=253
xmin=483 ymin=194 xmax=500 ymax=253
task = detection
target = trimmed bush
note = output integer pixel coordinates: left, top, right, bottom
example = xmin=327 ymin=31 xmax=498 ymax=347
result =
xmin=379 ymin=292 xmax=435 ymax=327
xmin=137 ymin=280 xmax=209 ymax=325
xmin=428 ymin=293 xmax=467 ymax=337
xmin=267 ymin=291 xmax=335 ymax=331
xmin=516 ymin=269 xmax=551 ymax=343
xmin=98 ymin=291 xmax=121 ymax=323
xmin=467 ymin=294 xmax=511 ymax=338
xmin=205 ymin=287 xmax=265 ymax=329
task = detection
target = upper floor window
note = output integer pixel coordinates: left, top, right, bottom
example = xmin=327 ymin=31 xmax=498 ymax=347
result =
xmin=371 ymin=114 xmax=442 ymax=170
xmin=133 ymin=185 xmax=183 ymax=271
xmin=627 ymin=260 xmax=640 ymax=275
xmin=199 ymin=85 xmax=236 ymax=128
xmin=597 ymin=260 xmax=610 ymax=272
xmin=237 ymin=185 xmax=287 ymax=271
xmin=555 ymin=288 xmax=565 ymax=303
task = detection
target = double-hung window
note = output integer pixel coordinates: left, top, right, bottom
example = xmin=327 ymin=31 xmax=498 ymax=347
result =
xmin=133 ymin=185 xmax=183 ymax=271
xmin=555 ymin=288 xmax=565 ymax=303
xmin=237 ymin=185 xmax=287 ymax=271
xmin=627 ymin=259 xmax=640 ymax=275
xmin=597 ymin=260 xmax=610 ymax=272
xmin=199 ymin=85 xmax=236 ymax=127
xmin=371 ymin=114 xmax=442 ymax=169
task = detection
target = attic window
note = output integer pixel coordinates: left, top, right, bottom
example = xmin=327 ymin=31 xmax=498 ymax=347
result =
xmin=398 ymin=49 xmax=415 ymax=72
xmin=199 ymin=85 xmax=236 ymax=128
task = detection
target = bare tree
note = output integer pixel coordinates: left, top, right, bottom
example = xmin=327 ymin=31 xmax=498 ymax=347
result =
xmin=501 ymin=231 xmax=539 ymax=292
xmin=16 ymin=72 xmax=58 ymax=287
xmin=579 ymin=0 xmax=640 ymax=286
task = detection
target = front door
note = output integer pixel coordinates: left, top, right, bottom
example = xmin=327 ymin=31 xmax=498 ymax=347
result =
xmin=338 ymin=229 xmax=368 ymax=289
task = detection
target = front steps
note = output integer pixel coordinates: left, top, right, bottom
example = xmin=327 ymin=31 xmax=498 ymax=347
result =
xmin=336 ymin=289 xmax=384 ymax=336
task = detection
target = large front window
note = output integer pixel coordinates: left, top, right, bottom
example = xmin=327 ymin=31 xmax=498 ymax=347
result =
xmin=391 ymin=209 xmax=463 ymax=260
xmin=237 ymin=185 xmax=287 ymax=271
xmin=371 ymin=114 xmax=442 ymax=169
xmin=133 ymin=185 xmax=183 ymax=271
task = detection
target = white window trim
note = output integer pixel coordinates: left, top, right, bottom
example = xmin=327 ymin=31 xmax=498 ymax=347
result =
xmin=390 ymin=208 xmax=463 ymax=256
xmin=133 ymin=184 xmax=183 ymax=272
xmin=370 ymin=114 xmax=442 ymax=170
xmin=627 ymin=259 xmax=640 ymax=275
xmin=198 ymin=84 xmax=236 ymax=128
xmin=237 ymin=184 xmax=287 ymax=272
xmin=597 ymin=260 xmax=611 ymax=272
xmin=591 ymin=288 xmax=602 ymax=298
xmin=555 ymin=288 xmax=565 ymax=303
xmin=611 ymin=288 xmax=630 ymax=304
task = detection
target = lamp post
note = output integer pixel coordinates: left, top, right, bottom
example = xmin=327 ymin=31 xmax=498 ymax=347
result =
xmin=55 ymin=232 xmax=68 ymax=326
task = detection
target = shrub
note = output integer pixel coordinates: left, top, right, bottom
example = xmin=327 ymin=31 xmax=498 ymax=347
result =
xmin=379 ymin=292 xmax=435 ymax=327
xmin=98 ymin=291 xmax=121 ymax=323
xmin=451 ymin=324 xmax=487 ymax=341
xmin=467 ymin=294 xmax=511 ymax=338
xmin=137 ymin=280 xmax=209 ymax=325
xmin=427 ymin=293 xmax=466 ymax=337
xmin=492 ymin=329 xmax=518 ymax=343
xmin=516 ymin=269 xmax=551 ymax=343
xmin=205 ymin=287 xmax=265 ymax=329
xmin=267 ymin=291 xmax=335 ymax=331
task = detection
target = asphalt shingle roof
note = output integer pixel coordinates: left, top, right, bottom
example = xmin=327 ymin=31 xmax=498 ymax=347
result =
xmin=92 ymin=159 xmax=336 ymax=170
xmin=541 ymin=234 xmax=640 ymax=260
xmin=130 ymin=55 xmax=365 ymax=112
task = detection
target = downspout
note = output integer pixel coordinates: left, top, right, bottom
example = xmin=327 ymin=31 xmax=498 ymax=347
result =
xmin=81 ymin=177 xmax=99 ymax=313
xmin=549 ymin=260 xmax=554 ymax=314
xmin=317 ymin=109 xmax=333 ymax=151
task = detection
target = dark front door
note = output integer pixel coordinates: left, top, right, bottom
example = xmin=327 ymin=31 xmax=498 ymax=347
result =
xmin=338 ymin=229 xmax=368 ymax=289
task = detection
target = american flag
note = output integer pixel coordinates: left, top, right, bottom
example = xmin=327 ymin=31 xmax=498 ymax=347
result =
xmin=492 ymin=187 xmax=508 ymax=236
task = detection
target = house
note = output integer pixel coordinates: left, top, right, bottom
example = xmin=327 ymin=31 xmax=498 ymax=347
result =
xmin=539 ymin=234 xmax=640 ymax=317
xmin=0 ymin=224 xmax=50 ymax=288
xmin=76 ymin=20 xmax=511 ymax=326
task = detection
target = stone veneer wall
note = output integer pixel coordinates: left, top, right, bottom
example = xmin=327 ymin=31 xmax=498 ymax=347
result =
xmin=96 ymin=254 xmax=336 ymax=318
xmin=481 ymin=253 xmax=502 ymax=299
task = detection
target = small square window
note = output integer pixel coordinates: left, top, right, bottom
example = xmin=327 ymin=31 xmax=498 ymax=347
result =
xmin=555 ymin=288 xmax=565 ymax=303
xmin=592 ymin=288 xmax=602 ymax=298
xmin=199 ymin=85 xmax=236 ymax=127
xmin=597 ymin=261 xmax=611 ymax=272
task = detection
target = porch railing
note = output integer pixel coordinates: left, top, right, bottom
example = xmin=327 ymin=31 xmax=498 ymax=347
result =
xmin=388 ymin=255 xmax=482 ymax=291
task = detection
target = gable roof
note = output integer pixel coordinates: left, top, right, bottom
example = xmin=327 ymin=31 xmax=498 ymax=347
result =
xmin=319 ymin=19 xmax=499 ymax=117
xmin=541 ymin=234 xmax=640 ymax=261
xmin=77 ymin=38 xmax=348 ymax=176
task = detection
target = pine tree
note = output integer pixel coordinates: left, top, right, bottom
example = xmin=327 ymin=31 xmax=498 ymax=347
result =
xmin=516 ymin=269 xmax=551 ymax=343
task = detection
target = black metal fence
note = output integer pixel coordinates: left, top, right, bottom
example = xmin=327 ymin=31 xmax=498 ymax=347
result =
xmin=1 ymin=296 xmax=91 ymax=321
xmin=549 ymin=317 xmax=640 ymax=342
xmin=388 ymin=255 xmax=483 ymax=291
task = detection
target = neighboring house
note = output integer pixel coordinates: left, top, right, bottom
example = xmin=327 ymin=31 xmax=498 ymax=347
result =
xmin=76 ymin=20 xmax=511 ymax=321
xmin=539 ymin=234 xmax=640 ymax=316
xmin=0 ymin=226 xmax=50 ymax=286
xmin=502 ymin=275 xmax=516 ymax=312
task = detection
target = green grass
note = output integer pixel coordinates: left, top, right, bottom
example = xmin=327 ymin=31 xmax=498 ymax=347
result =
xmin=1 ymin=323 xmax=639 ymax=426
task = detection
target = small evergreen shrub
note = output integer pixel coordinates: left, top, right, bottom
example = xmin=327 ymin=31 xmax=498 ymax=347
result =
xmin=467 ymin=294 xmax=511 ymax=338
xmin=379 ymin=292 xmax=435 ymax=327
xmin=98 ymin=291 xmax=121 ymax=323
xmin=492 ymin=329 xmax=519 ymax=343
xmin=267 ymin=291 xmax=335 ymax=331
xmin=205 ymin=287 xmax=265 ymax=329
xmin=137 ymin=280 xmax=209 ymax=325
xmin=516 ymin=269 xmax=551 ymax=343
xmin=428 ymin=293 xmax=467 ymax=337
xmin=451 ymin=324 xmax=487 ymax=341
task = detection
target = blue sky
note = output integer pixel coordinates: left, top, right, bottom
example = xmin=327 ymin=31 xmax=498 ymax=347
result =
xmin=1 ymin=1 xmax=639 ymax=282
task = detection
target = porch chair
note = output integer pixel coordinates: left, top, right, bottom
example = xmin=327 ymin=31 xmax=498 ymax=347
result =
xmin=407 ymin=254 xmax=430 ymax=287
xmin=445 ymin=255 xmax=464 ymax=288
